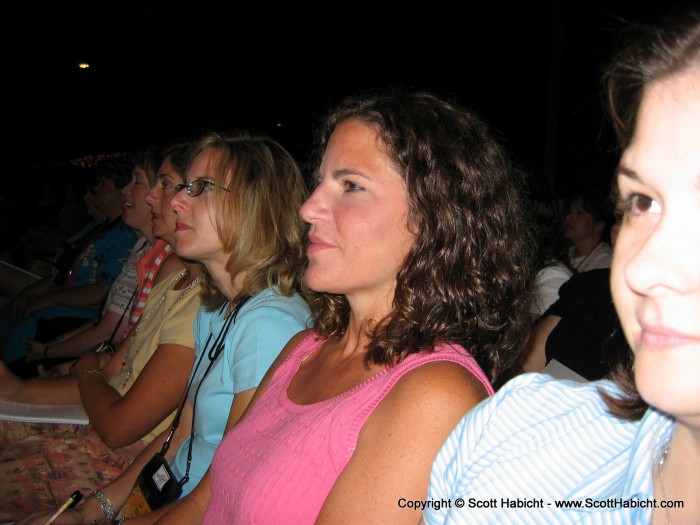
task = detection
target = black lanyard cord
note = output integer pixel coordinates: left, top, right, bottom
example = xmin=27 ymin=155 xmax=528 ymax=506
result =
xmin=157 ymin=297 xmax=249 ymax=488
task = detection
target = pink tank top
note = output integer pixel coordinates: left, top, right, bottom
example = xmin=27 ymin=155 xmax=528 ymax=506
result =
xmin=202 ymin=333 xmax=493 ymax=524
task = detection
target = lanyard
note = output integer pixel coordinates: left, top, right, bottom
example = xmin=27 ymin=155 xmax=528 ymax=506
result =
xmin=159 ymin=296 xmax=249 ymax=488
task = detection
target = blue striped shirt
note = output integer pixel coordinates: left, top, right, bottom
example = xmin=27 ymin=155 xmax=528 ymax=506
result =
xmin=424 ymin=373 xmax=674 ymax=524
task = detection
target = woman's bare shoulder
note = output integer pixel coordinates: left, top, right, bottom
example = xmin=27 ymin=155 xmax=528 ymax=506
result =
xmin=153 ymin=253 xmax=186 ymax=285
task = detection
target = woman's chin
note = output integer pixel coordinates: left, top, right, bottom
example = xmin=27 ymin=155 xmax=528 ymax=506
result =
xmin=635 ymin=352 xmax=700 ymax=418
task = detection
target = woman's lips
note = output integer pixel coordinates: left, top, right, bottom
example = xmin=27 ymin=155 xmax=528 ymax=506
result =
xmin=639 ymin=322 xmax=700 ymax=349
xmin=307 ymin=235 xmax=333 ymax=253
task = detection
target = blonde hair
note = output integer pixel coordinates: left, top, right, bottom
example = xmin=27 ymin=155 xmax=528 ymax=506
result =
xmin=187 ymin=131 xmax=309 ymax=309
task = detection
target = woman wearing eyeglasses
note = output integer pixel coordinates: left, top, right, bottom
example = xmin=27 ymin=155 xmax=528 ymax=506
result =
xmin=13 ymin=131 xmax=312 ymax=525
xmin=0 ymin=145 xmax=203 ymax=522
xmin=146 ymin=89 xmax=535 ymax=525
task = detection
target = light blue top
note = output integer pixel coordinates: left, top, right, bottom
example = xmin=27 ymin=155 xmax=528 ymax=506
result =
xmin=424 ymin=373 xmax=675 ymax=524
xmin=170 ymin=287 xmax=311 ymax=495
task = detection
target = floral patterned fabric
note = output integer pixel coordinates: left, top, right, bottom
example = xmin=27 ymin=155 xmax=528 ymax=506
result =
xmin=0 ymin=419 xmax=146 ymax=522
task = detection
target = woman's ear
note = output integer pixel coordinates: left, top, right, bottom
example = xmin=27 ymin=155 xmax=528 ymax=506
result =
xmin=594 ymin=219 xmax=606 ymax=238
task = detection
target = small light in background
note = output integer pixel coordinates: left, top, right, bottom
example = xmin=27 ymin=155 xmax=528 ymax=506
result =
xmin=276 ymin=122 xmax=283 ymax=128
xmin=78 ymin=63 xmax=90 ymax=69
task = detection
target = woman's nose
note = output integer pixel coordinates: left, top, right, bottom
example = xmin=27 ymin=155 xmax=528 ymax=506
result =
xmin=623 ymin=215 xmax=697 ymax=296
xmin=299 ymin=186 xmax=329 ymax=224
xmin=170 ymin=188 xmax=187 ymax=212
xmin=144 ymin=186 xmax=157 ymax=207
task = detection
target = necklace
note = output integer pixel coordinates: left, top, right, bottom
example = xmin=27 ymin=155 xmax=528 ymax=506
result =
xmin=119 ymin=270 xmax=202 ymax=393
xmin=571 ymin=242 xmax=601 ymax=273
xmin=657 ymin=441 xmax=672 ymax=525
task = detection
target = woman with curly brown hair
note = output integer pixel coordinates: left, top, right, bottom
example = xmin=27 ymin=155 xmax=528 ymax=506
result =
xmin=152 ymin=87 xmax=536 ymax=525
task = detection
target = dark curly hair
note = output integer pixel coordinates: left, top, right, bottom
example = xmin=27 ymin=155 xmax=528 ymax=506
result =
xmin=601 ymin=8 xmax=700 ymax=420
xmin=306 ymin=88 xmax=537 ymax=389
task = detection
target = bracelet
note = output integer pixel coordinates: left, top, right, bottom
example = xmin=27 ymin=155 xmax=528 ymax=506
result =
xmin=79 ymin=369 xmax=103 ymax=377
xmin=75 ymin=368 xmax=102 ymax=383
xmin=91 ymin=489 xmax=115 ymax=523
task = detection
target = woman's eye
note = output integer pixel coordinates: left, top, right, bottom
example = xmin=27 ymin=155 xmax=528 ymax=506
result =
xmin=342 ymin=179 xmax=364 ymax=192
xmin=161 ymin=182 xmax=171 ymax=191
xmin=624 ymin=194 xmax=661 ymax=215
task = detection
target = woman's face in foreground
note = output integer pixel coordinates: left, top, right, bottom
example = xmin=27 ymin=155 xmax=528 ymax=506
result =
xmin=611 ymin=67 xmax=700 ymax=421
xmin=299 ymin=119 xmax=415 ymax=305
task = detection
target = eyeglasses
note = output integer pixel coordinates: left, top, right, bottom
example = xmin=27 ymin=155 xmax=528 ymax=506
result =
xmin=173 ymin=179 xmax=229 ymax=198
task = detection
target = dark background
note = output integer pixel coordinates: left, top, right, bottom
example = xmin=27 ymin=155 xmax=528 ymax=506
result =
xmin=3 ymin=2 xmax=691 ymax=223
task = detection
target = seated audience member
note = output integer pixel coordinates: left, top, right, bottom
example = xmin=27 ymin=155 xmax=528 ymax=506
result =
xmin=0 ymin=156 xmax=140 ymax=364
xmin=0 ymin=175 xmax=96 ymax=303
xmin=17 ymin=144 xmax=189 ymax=378
xmin=528 ymin=177 xmax=573 ymax=320
xmin=0 ymin=162 xmax=92 ymax=269
xmin=424 ymin=9 xmax=700 ymax=523
xmin=525 ymin=268 xmax=628 ymax=381
xmin=563 ymin=189 xmax=614 ymax=273
xmin=0 ymin=148 xmax=202 ymax=520
xmin=13 ymin=131 xmax=311 ymax=524
xmin=3 ymin=164 xmax=93 ymax=275
xmin=524 ymin=210 xmax=628 ymax=380
xmin=10 ymin=238 xmax=149 ymax=377
xmin=4 ymin=146 xmax=165 ymax=378
xmin=148 ymin=88 xmax=534 ymax=525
